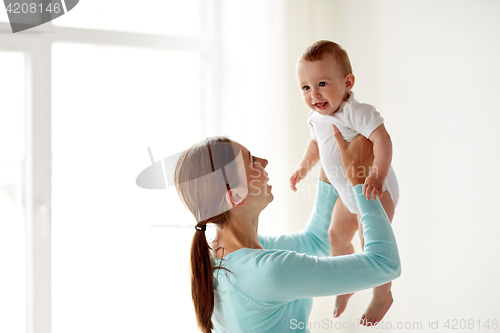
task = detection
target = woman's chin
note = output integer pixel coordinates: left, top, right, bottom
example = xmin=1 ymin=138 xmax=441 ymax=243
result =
xmin=267 ymin=188 xmax=274 ymax=202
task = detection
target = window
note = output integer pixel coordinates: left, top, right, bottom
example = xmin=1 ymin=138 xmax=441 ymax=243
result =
xmin=51 ymin=43 xmax=203 ymax=332
xmin=53 ymin=0 xmax=203 ymax=36
xmin=0 ymin=2 xmax=216 ymax=331
xmin=0 ymin=51 xmax=26 ymax=333
xmin=0 ymin=6 xmax=8 ymax=22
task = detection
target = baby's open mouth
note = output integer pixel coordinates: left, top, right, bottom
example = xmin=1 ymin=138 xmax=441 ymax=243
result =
xmin=315 ymin=102 xmax=328 ymax=111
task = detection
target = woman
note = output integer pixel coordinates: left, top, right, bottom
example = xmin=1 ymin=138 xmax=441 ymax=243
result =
xmin=174 ymin=126 xmax=401 ymax=333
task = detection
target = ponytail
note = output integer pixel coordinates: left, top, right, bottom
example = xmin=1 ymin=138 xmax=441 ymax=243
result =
xmin=175 ymin=137 xmax=240 ymax=332
xmin=190 ymin=225 xmax=214 ymax=332
xmin=190 ymin=219 xmax=232 ymax=333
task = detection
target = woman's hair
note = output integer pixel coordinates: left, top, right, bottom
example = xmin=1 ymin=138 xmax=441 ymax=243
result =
xmin=301 ymin=40 xmax=353 ymax=77
xmin=174 ymin=136 xmax=242 ymax=333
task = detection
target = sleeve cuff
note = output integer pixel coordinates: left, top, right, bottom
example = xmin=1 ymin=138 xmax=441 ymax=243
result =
xmin=313 ymin=179 xmax=338 ymax=213
xmin=317 ymin=178 xmax=338 ymax=197
xmin=352 ymin=184 xmax=385 ymax=215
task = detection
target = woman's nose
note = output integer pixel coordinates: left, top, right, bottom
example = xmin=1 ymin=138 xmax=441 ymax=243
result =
xmin=258 ymin=157 xmax=268 ymax=168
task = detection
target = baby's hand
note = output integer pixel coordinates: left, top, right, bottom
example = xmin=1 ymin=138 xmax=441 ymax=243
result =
xmin=363 ymin=174 xmax=385 ymax=200
xmin=290 ymin=166 xmax=308 ymax=192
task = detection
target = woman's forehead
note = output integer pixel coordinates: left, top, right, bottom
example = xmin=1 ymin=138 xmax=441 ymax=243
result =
xmin=231 ymin=141 xmax=249 ymax=159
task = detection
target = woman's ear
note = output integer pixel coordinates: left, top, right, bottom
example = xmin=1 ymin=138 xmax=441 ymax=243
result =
xmin=225 ymin=189 xmax=245 ymax=207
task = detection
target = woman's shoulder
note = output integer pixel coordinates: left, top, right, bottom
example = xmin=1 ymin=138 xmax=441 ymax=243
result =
xmin=217 ymin=247 xmax=300 ymax=271
xmin=214 ymin=248 xmax=301 ymax=289
xmin=222 ymin=247 xmax=312 ymax=278
xmin=214 ymin=247 xmax=324 ymax=305
xmin=221 ymin=247 xmax=288 ymax=261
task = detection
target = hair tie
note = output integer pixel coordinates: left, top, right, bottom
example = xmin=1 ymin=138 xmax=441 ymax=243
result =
xmin=195 ymin=224 xmax=207 ymax=232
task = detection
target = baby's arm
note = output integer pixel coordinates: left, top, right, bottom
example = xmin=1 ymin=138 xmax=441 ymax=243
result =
xmin=364 ymin=124 xmax=392 ymax=200
xmin=290 ymin=139 xmax=320 ymax=191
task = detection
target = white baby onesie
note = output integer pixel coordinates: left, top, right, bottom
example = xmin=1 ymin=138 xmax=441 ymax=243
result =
xmin=307 ymin=91 xmax=399 ymax=214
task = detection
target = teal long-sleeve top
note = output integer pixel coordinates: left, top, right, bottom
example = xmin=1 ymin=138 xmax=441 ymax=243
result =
xmin=210 ymin=180 xmax=401 ymax=333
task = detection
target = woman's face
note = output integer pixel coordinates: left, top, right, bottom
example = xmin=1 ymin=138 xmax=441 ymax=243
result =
xmin=234 ymin=142 xmax=273 ymax=208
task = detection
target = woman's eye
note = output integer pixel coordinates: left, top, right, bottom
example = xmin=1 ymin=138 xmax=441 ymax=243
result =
xmin=319 ymin=82 xmax=326 ymax=87
xmin=252 ymin=157 xmax=257 ymax=164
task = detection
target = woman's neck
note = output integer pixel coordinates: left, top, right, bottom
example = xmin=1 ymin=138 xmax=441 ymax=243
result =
xmin=211 ymin=215 xmax=263 ymax=258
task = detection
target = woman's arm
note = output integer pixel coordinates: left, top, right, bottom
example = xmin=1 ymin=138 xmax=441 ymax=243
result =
xmin=251 ymin=186 xmax=401 ymax=305
xmin=251 ymin=126 xmax=400 ymax=304
xmin=259 ymin=177 xmax=338 ymax=257
xmin=259 ymin=131 xmax=374 ymax=256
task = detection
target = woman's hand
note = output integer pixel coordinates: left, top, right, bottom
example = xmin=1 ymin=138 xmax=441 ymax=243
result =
xmin=332 ymin=125 xmax=374 ymax=186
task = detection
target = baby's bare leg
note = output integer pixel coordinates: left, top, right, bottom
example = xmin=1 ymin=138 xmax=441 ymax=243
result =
xmin=328 ymin=197 xmax=358 ymax=317
xmin=358 ymin=191 xmax=395 ymax=326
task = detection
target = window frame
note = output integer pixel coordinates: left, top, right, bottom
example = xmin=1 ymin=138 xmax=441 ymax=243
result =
xmin=0 ymin=1 xmax=221 ymax=331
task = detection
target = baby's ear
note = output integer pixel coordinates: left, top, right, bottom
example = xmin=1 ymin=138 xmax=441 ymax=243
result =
xmin=345 ymin=74 xmax=355 ymax=90
xmin=225 ymin=189 xmax=245 ymax=207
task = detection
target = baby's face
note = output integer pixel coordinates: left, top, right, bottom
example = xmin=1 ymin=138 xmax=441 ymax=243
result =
xmin=296 ymin=58 xmax=352 ymax=116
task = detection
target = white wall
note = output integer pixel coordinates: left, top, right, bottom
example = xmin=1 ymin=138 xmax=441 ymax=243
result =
xmin=213 ymin=0 xmax=292 ymax=237
xmin=277 ymin=0 xmax=500 ymax=332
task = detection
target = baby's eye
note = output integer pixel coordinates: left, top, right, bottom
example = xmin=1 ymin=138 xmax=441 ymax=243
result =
xmin=302 ymin=85 xmax=310 ymax=91
xmin=319 ymin=82 xmax=327 ymax=87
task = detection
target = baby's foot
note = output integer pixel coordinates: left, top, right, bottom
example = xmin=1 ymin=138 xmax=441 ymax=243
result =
xmin=359 ymin=291 xmax=393 ymax=326
xmin=333 ymin=293 xmax=353 ymax=318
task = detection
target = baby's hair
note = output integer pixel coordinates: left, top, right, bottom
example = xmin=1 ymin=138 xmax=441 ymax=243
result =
xmin=301 ymin=40 xmax=353 ymax=77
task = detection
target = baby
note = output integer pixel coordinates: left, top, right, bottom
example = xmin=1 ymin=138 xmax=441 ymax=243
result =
xmin=290 ymin=40 xmax=400 ymax=326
